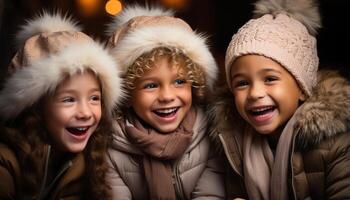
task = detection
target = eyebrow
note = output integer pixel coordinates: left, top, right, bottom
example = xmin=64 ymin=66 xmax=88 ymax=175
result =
xmin=57 ymin=87 xmax=101 ymax=95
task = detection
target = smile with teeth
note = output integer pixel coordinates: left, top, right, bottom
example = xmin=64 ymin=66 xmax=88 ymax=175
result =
xmin=247 ymin=105 xmax=276 ymax=124
xmin=249 ymin=106 xmax=275 ymax=116
xmin=66 ymin=126 xmax=90 ymax=136
xmin=153 ymin=107 xmax=179 ymax=117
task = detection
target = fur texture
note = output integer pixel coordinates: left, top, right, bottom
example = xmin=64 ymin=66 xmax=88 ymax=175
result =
xmin=253 ymin=0 xmax=321 ymax=35
xmin=16 ymin=11 xmax=81 ymax=47
xmin=112 ymin=25 xmax=218 ymax=90
xmin=0 ymin=41 xmax=125 ymax=120
xmin=105 ymin=4 xmax=174 ymax=36
xmin=209 ymin=70 xmax=350 ymax=150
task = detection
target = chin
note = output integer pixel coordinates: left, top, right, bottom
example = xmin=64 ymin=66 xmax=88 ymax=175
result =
xmin=252 ymin=125 xmax=276 ymax=135
xmin=67 ymin=144 xmax=88 ymax=153
xmin=154 ymin=124 xmax=179 ymax=133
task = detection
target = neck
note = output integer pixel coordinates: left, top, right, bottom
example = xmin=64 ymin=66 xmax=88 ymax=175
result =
xmin=267 ymin=126 xmax=284 ymax=151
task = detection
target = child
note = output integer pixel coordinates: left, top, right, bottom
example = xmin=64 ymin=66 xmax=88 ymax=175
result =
xmin=210 ymin=0 xmax=350 ymax=199
xmin=0 ymin=12 xmax=124 ymax=199
xmin=105 ymin=5 xmax=226 ymax=200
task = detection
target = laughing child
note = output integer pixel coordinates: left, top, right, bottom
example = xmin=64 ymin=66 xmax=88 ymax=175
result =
xmin=210 ymin=0 xmax=350 ymax=199
xmin=105 ymin=4 xmax=226 ymax=200
xmin=0 ymin=12 xmax=123 ymax=199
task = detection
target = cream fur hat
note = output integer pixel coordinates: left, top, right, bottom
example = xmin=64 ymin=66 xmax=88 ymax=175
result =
xmin=225 ymin=0 xmax=321 ymax=97
xmin=0 ymin=12 xmax=124 ymax=120
xmin=105 ymin=4 xmax=218 ymax=91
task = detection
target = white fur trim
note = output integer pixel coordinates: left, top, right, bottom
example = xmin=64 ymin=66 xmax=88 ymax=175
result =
xmin=0 ymin=42 xmax=125 ymax=120
xmin=105 ymin=4 xmax=174 ymax=36
xmin=16 ymin=11 xmax=82 ymax=47
xmin=112 ymin=25 xmax=218 ymax=90
xmin=253 ymin=0 xmax=321 ymax=35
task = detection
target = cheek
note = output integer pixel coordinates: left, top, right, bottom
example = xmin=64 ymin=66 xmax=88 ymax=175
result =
xmin=183 ymin=87 xmax=192 ymax=104
xmin=233 ymin=92 xmax=245 ymax=110
xmin=93 ymin=106 xmax=102 ymax=121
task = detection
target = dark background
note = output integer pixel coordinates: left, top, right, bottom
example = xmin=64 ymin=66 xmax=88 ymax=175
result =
xmin=1 ymin=0 xmax=349 ymax=84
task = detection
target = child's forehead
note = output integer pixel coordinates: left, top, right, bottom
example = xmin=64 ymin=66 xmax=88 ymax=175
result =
xmin=231 ymin=55 xmax=285 ymax=73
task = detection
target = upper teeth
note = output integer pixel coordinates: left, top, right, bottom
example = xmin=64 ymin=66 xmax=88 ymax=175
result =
xmin=156 ymin=108 xmax=177 ymax=114
xmin=252 ymin=106 xmax=272 ymax=112
xmin=76 ymin=127 xmax=87 ymax=131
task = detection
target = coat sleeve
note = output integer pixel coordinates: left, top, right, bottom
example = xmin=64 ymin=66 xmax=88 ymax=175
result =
xmin=325 ymin=132 xmax=350 ymax=200
xmin=190 ymin=146 xmax=226 ymax=200
xmin=106 ymin=148 xmax=133 ymax=200
xmin=0 ymin=144 xmax=17 ymax=200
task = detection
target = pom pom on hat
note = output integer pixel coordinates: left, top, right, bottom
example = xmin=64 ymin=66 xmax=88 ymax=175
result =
xmin=16 ymin=11 xmax=82 ymax=47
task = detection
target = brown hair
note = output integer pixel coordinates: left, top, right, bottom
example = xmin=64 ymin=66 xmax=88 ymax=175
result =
xmin=123 ymin=47 xmax=206 ymax=103
xmin=0 ymin=71 xmax=111 ymax=199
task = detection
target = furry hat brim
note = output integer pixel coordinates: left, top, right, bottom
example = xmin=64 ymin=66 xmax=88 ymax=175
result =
xmin=112 ymin=25 xmax=218 ymax=90
xmin=0 ymin=41 xmax=124 ymax=120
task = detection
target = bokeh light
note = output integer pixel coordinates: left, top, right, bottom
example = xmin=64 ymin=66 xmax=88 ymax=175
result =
xmin=160 ymin=0 xmax=189 ymax=9
xmin=76 ymin=0 xmax=100 ymax=16
xmin=105 ymin=0 xmax=122 ymax=16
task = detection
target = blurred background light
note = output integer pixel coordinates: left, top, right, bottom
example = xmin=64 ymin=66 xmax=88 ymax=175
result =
xmin=160 ymin=0 xmax=189 ymax=9
xmin=105 ymin=0 xmax=122 ymax=15
xmin=76 ymin=0 xmax=101 ymax=16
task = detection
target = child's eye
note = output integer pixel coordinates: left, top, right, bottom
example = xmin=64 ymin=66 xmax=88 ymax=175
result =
xmin=90 ymin=95 xmax=101 ymax=102
xmin=174 ymin=79 xmax=186 ymax=85
xmin=265 ymin=76 xmax=278 ymax=83
xmin=143 ymin=83 xmax=158 ymax=89
xmin=234 ymin=80 xmax=249 ymax=88
xmin=62 ymin=97 xmax=75 ymax=103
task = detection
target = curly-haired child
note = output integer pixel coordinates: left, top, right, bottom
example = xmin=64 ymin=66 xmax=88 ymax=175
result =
xmin=105 ymin=4 xmax=226 ymax=200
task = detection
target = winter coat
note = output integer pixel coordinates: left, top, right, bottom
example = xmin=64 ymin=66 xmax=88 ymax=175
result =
xmin=107 ymin=107 xmax=226 ymax=200
xmin=209 ymin=71 xmax=350 ymax=200
xmin=0 ymin=143 xmax=87 ymax=200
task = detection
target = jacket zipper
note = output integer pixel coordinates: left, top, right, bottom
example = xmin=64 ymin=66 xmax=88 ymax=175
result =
xmin=172 ymin=160 xmax=186 ymax=200
xmin=289 ymin=134 xmax=298 ymax=200
xmin=219 ymin=134 xmax=242 ymax=177
xmin=37 ymin=145 xmax=73 ymax=200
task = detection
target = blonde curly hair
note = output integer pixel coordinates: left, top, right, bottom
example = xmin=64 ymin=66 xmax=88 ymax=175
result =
xmin=124 ymin=47 xmax=206 ymax=101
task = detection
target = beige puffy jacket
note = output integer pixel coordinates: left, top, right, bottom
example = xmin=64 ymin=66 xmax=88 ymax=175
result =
xmin=209 ymin=71 xmax=350 ymax=200
xmin=107 ymin=108 xmax=226 ymax=200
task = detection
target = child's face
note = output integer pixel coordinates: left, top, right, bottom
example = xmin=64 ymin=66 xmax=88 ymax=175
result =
xmin=230 ymin=55 xmax=305 ymax=135
xmin=130 ymin=56 xmax=192 ymax=133
xmin=43 ymin=71 xmax=102 ymax=153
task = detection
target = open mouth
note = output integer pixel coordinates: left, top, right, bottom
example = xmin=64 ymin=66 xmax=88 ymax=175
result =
xmin=153 ymin=107 xmax=179 ymax=118
xmin=249 ymin=106 xmax=276 ymax=116
xmin=66 ymin=126 xmax=90 ymax=136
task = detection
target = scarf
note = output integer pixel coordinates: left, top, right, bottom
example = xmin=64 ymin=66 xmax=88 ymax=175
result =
xmin=124 ymin=108 xmax=196 ymax=200
xmin=243 ymin=110 xmax=299 ymax=200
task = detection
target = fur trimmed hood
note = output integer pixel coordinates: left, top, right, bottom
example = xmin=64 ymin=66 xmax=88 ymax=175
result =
xmin=209 ymin=70 xmax=350 ymax=150
xmin=106 ymin=5 xmax=218 ymax=91
xmin=0 ymin=12 xmax=124 ymax=120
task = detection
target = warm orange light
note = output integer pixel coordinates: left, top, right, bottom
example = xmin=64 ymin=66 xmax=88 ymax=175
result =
xmin=76 ymin=0 xmax=100 ymax=16
xmin=105 ymin=0 xmax=122 ymax=16
xmin=160 ymin=0 xmax=188 ymax=9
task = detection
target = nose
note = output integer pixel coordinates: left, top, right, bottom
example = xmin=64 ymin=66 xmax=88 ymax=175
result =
xmin=248 ymin=83 xmax=266 ymax=100
xmin=158 ymin=86 xmax=175 ymax=103
xmin=76 ymin=101 xmax=93 ymax=119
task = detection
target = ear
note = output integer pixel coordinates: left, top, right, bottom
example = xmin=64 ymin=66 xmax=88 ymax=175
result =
xmin=299 ymin=91 xmax=306 ymax=102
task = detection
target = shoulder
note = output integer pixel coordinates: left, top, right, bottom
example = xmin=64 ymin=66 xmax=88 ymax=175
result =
xmin=294 ymin=70 xmax=350 ymax=148
xmin=0 ymin=143 xmax=20 ymax=197
xmin=0 ymin=143 xmax=19 ymax=167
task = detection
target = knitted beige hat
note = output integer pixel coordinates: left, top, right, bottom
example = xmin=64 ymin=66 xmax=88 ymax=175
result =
xmin=0 ymin=12 xmax=124 ymax=120
xmin=105 ymin=5 xmax=218 ymax=91
xmin=225 ymin=0 xmax=321 ymax=97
